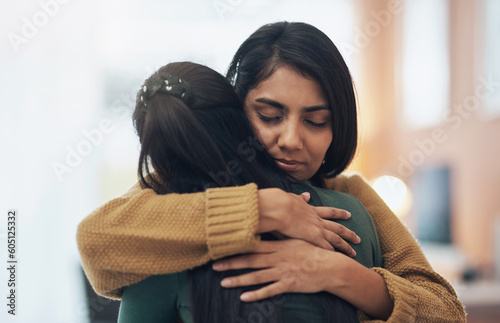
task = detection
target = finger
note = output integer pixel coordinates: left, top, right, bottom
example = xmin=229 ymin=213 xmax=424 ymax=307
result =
xmin=240 ymin=281 xmax=287 ymax=302
xmin=315 ymin=206 xmax=351 ymax=220
xmin=220 ymin=268 xmax=276 ymax=288
xmin=323 ymin=220 xmax=361 ymax=244
xmin=300 ymin=191 xmax=311 ymax=202
xmin=296 ymin=220 xmax=334 ymax=251
xmin=324 ymin=230 xmax=357 ymax=257
xmin=312 ymin=234 xmax=335 ymax=251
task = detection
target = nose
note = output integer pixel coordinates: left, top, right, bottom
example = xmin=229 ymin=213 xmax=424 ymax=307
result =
xmin=277 ymin=120 xmax=303 ymax=151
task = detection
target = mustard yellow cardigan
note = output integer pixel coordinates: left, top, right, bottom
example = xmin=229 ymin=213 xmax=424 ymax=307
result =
xmin=77 ymin=174 xmax=466 ymax=322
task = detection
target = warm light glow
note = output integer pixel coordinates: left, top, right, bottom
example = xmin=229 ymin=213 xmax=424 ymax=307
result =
xmin=372 ymin=175 xmax=412 ymax=217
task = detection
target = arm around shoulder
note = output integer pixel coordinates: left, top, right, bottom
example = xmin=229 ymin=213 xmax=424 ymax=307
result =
xmin=325 ymin=173 xmax=466 ymax=322
xmin=77 ymin=182 xmax=260 ymax=298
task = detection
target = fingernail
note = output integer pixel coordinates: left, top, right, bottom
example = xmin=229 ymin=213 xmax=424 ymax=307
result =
xmin=356 ymin=235 xmax=361 ymax=243
xmin=221 ymin=278 xmax=232 ymax=287
xmin=345 ymin=211 xmax=351 ymax=218
xmin=240 ymin=293 xmax=251 ymax=301
xmin=351 ymin=250 xmax=357 ymax=257
xmin=212 ymin=262 xmax=223 ymax=271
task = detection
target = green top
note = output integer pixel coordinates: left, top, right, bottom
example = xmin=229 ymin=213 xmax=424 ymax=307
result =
xmin=292 ymin=182 xmax=383 ymax=268
xmin=118 ymin=182 xmax=382 ymax=322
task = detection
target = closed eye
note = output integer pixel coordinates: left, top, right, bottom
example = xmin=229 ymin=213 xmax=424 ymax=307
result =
xmin=258 ymin=112 xmax=282 ymax=122
xmin=305 ymin=120 xmax=327 ymax=128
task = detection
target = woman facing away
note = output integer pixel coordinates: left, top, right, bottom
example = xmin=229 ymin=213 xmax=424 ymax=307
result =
xmin=117 ymin=61 xmax=383 ymax=322
xmin=77 ymin=21 xmax=466 ymax=322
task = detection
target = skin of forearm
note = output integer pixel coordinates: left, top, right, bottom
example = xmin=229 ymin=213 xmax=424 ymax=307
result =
xmin=256 ymin=188 xmax=286 ymax=233
xmin=257 ymin=190 xmax=279 ymax=233
xmin=324 ymin=253 xmax=394 ymax=320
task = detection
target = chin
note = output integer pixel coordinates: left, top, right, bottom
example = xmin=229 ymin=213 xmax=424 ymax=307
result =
xmin=287 ymin=173 xmax=308 ymax=182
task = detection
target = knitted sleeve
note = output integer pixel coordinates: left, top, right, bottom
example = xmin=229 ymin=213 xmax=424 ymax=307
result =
xmin=76 ymin=182 xmax=260 ymax=299
xmin=325 ymin=174 xmax=466 ymax=322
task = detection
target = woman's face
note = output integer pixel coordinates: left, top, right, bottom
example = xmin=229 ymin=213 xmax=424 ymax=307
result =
xmin=244 ymin=66 xmax=333 ymax=181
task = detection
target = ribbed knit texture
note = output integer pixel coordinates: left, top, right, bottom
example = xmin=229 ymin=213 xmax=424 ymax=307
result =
xmin=206 ymin=185 xmax=260 ymax=259
xmin=77 ymin=183 xmax=259 ymax=299
xmin=77 ymin=174 xmax=466 ymax=322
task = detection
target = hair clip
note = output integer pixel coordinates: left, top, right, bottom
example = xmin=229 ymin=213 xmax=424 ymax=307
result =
xmin=141 ymin=74 xmax=191 ymax=107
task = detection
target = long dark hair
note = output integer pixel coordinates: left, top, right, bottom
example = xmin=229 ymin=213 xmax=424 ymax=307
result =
xmin=133 ymin=61 xmax=358 ymax=322
xmin=133 ymin=61 xmax=288 ymax=193
xmin=227 ymin=21 xmax=358 ymax=186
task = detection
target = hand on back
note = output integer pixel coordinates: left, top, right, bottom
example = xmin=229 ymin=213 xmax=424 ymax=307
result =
xmin=257 ymin=188 xmax=360 ymax=257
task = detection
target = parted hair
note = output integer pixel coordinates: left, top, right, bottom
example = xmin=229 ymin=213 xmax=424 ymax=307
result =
xmin=227 ymin=21 xmax=358 ymax=185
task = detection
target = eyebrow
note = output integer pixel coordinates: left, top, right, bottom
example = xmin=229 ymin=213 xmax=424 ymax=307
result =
xmin=255 ymin=98 xmax=329 ymax=113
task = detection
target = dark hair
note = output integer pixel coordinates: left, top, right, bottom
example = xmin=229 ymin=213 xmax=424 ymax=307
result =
xmin=133 ymin=61 xmax=288 ymax=194
xmin=227 ymin=21 xmax=358 ymax=186
xmin=132 ymin=61 xmax=358 ymax=322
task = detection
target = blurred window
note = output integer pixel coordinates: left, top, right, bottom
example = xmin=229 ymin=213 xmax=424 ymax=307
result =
xmin=401 ymin=0 xmax=450 ymax=128
xmin=482 ymin=0 xmax=500 ymax=116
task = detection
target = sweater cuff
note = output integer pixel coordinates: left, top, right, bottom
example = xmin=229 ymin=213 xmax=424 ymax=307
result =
xmin=369 ymin=267 xmax=418 ymax=322
xmin=205 ymin=183 xmax=260 ymax=260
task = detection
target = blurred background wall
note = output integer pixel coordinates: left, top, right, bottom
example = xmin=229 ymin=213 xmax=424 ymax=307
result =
xmin=0 ymin=0 xmax=498 ymax=322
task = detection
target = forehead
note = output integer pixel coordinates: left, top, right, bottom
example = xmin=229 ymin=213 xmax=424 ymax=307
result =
xmin=248 ymin=66 xmax=327 ymax=107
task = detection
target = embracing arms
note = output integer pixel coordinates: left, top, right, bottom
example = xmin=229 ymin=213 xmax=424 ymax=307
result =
xmin=77 ymin=182 xmax=354 ymax=298
xmin=78 ymin=174 xmax=466 ymax=322
xmin=213 ymin=174 xmax=466 ymax=322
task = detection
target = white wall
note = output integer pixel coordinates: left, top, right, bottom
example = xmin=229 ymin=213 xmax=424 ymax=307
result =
xmin=0 ymin=1 xmax=354 ymax=322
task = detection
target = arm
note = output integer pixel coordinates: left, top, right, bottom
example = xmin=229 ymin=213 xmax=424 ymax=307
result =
xmin=77 ymin=182 xmax=355 ymax=299
xmin=214 ymin=239 xmax=393 ymax=319
xmin=212 ymin=185 xmax=393 ymax=319
xmin=77 ymin=183 xmax=260 ymax=299
xmin=325 ymin=174 xmax=466 ymax=322
xmin=213 ymin=174 xmax=465 ymax=321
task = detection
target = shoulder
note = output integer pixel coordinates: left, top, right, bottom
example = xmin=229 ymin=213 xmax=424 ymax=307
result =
xmin=309 ymin=184 xmax=373 ymax=225
xmin=313 ymin=184 xmax=366 ymax=209
xmin=121 ymin=181 xmax=146 ymax=198
xmin=323 ymin=172 xmax=373 ymax=195
xmin=323 ymin=173 xmax=393 ymax=222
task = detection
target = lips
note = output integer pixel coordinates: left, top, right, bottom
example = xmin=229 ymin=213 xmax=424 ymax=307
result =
xmin=275 ymin=159 xmax=303 ymax=172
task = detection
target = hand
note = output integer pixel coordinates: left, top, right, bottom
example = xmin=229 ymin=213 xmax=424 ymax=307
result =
xmin=257 ymin=188 xmax=360 ymax=256
xmin=212 ymin=239 xmax=345 ymax=302
xmin=213 ymin=239 xmax=394 ymax=320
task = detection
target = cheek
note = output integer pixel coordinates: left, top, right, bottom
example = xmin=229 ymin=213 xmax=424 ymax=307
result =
xmin=245 ymin=112 xmax=275 ymax=150
xmin=324 ymin=132 xmax=333 ymax=153
xmin=313 ymin=131 xmax=333 ymax=160
xmin=254 ymin=127 xmax=276 ymax=150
